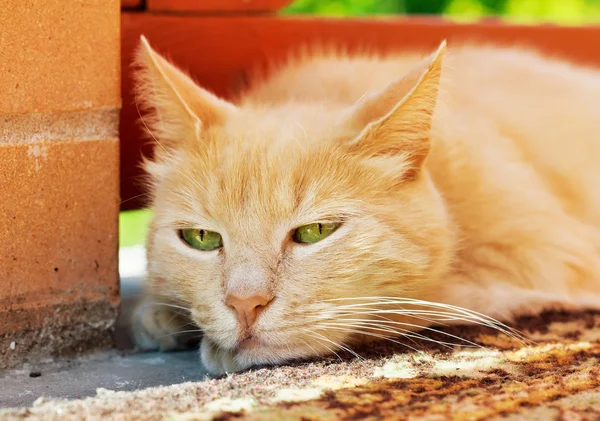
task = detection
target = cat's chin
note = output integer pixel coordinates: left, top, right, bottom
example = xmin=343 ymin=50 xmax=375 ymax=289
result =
xmin=200 ymin=336 xmax=315 ymax=376
xmin=200 ymin=336 xmax=279 ymax=375
xmin=237 ymin=335 xmax=261 ymax=350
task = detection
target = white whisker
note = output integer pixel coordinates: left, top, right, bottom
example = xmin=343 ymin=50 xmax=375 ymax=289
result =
xmin=143 ymin=301 xmax=192 ymax=312
xmin=298 ymin=338 xmax=322 ymax=359
xmin=319 ymin=320 xmax=475 ymax=350
xmin=318 ymin=321 xmax=431 ymax=351
xmin=317 ymin=297 xmax=527 ymax=342
xmin=157 ymin=329 xmax=203 ymax=340
xmin=318 ymin=325 xmax=425 ymax=354
xmin=329 ymin=309 xmax=508 ymax=340
xmin=301 ymin=332 xmax=344 ymax=363
xmin=308 ymin=307 xmax=512 ymax=341
xmin=301 ymin=328 xmax=364 ymax=361
xmin=313 ymin=307 xmax=452 ymax=328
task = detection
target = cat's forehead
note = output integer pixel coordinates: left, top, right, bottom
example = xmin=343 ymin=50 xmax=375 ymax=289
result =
xmin=166 ymin=111 xmax=364 ymax=225
xmin=157 ymin=103 xmax=373 ymax=229
xmin=221 ymin=104 xmax=342 ymax=151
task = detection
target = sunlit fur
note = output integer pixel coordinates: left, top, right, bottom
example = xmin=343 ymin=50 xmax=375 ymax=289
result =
xmin=132 ymin=36 xmax=600 ymax=375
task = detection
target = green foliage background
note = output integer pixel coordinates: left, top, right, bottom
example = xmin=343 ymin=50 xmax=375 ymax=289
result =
xmin=283 ymin=0 xmax=600 ymax=25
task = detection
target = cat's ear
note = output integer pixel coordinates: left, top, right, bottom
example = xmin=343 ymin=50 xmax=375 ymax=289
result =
xmin=134 ymin=36 xmax=237 ymax=150
xmin=343 ymin=41 xmax=446 ymax=180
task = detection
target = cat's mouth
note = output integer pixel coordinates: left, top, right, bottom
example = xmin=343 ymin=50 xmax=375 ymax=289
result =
xmin=234 ymin=333 xmax=282 ymax=352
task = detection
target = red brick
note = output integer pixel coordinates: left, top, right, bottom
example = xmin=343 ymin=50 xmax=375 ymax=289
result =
xmin=0 ymin=0 xmax=120 ymax=114
xmin=0 ymin=138 xmax=119 ymax=333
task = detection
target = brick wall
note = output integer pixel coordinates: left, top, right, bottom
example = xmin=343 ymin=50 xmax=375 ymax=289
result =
xmin=0 ymin=0 xmax=121 ymax=368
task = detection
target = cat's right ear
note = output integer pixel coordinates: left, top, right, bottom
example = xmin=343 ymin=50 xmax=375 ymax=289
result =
xmin=134 ymin=36 xmax=237 ymax=151
xmin=340 ymin=41 xmax=446 ymax=181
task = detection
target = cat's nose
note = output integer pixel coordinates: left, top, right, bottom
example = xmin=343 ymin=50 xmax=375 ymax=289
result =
xmin=226 ymin=294 xmax=273 ymax=329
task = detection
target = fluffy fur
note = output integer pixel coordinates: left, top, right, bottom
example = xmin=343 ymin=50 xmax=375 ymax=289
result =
xmin=132 ymin=36 xmax=600 ymax=375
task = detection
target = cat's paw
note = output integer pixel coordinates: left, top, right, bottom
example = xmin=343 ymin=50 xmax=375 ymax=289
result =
xmin=200 ymin=338 xmax=252 ymax=375
xmin=132 ymin=301 xmax=199 ymax=352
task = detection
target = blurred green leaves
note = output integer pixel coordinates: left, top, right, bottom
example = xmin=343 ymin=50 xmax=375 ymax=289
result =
xmin=282 ymin=0 xmax=600 ymax=24
xmin=119 ymin=210 xmax=153 ymax=248
xmin=284 ymin=0 xmax=404 ymax=15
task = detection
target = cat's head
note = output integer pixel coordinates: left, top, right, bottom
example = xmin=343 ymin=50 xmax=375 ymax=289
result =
xmin=135 ymin=37 xmax=453 ymax=369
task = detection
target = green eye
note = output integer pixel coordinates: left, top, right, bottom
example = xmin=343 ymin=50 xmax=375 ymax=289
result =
xmin=180 ymin=229 xmax=223 ymax=251
xmin=292 ymin=222 xmax=340 ymax=244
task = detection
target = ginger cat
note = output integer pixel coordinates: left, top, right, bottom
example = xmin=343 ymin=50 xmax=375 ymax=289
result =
xmin=132 ymin=36 xmax=600 ymax=375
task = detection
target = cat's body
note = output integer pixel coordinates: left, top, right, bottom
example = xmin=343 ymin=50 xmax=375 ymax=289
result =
xmin=133 ymin=38 xmax=600 ymax=375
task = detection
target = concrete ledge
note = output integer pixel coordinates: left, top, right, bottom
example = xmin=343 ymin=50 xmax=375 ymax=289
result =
xmin=0 ymin=300 xmax=118 ymax=370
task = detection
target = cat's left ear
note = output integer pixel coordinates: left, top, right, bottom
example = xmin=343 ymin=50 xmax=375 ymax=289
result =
xmin=134 ymin=36 xmax=238 ymax=150
xmin=342 ymin=41 xmax=446 ymax=180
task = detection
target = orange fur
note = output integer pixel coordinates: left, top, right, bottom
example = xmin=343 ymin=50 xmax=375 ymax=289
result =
xmin=132 ymin=36 xmax=600 ymax=375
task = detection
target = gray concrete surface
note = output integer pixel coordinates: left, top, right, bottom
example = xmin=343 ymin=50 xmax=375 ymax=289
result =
xmin=0 ymin=271 xmax=210 ymax=408
xmin=0 ymin=349 xmax=207 ymax=408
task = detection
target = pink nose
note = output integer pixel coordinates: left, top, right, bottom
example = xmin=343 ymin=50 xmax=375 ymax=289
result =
xmin=226 ymin=294 xmax=272 ymax=329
